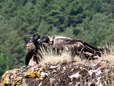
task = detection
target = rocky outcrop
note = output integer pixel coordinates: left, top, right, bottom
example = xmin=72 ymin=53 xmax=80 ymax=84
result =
xmin=1 ymin=57 xmax=114 ymax=86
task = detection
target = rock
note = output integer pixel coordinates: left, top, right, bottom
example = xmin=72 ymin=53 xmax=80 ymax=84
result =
xmin=1 ymin=60 xmax=114 ymax=86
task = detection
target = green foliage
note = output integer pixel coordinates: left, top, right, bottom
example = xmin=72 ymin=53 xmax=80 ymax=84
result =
xmin=0 ymin=53 xmax=9 ymax=76
xmin=0 ymin=0 xmax=114 ymax=77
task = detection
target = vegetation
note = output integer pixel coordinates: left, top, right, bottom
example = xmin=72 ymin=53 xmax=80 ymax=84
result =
xmin=0 ymin=0 xmax=114 ymax=76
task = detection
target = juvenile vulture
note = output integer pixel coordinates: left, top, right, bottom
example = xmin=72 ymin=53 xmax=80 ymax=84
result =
xmin=25 ymin=34 xmax=42 ymax=65
xmin=25 ymin=34 xmax=103 ymax=65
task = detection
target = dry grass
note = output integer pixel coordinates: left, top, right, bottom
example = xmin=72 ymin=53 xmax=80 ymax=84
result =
xmin=99 ymin=45 xmax=114 ymax=63
xmin=39 ymin=48 xmax=82 ymax=65
xmin=39 ymin=45 xmax=114 ymax=65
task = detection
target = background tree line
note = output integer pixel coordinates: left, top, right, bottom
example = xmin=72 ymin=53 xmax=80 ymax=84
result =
xmin=0 ymin=0 xmax=114 ymax=76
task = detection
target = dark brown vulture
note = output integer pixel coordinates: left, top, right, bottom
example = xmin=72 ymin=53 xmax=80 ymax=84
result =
xmin=25 ymin=34 xmax=103 ymax=65
xmin=25 ymin=34 xmax=42 ymax=65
